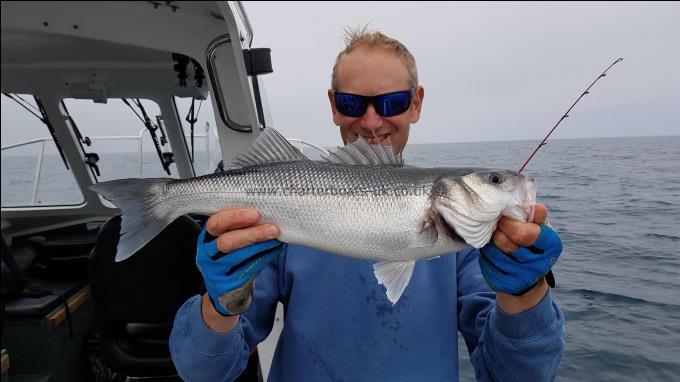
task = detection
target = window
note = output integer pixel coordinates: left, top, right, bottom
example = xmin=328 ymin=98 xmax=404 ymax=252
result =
xmin=62 ymin=98 xmax=179 ymax=182
xmin=1 ymin=94 xmax=84 ymax=207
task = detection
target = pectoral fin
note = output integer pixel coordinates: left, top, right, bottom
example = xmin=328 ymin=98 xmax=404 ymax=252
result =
xmin=410 ymin=212 xmax=439 ymax=248
xmin=373 ymin=260 xmax=416 ymax=305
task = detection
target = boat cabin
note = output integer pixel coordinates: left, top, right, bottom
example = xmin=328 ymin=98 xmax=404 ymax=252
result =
xmin=1 ymin=2 xmax=297 ymax=380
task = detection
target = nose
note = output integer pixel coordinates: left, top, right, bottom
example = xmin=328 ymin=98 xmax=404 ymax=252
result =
xmin=360 ymin=104 xmax=384 ymax=132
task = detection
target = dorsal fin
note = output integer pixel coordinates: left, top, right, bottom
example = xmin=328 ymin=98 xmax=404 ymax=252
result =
xmin=320 ymin=136 xmax=404 ymax=166
xmin=232 ymin=128 xmax=309 ymax=167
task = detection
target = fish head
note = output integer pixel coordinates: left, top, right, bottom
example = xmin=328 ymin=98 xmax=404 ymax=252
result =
xmin=468 ymin=170 xmax=537 ymax=222
xmin=431 ymin=170 xmax=537 ymax=248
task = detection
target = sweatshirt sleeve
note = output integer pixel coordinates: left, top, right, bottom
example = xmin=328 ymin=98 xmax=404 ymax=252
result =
xmin=169 ymin=246 xmax=286 ymax=381
xmin=456 ymin=248 xmax=565 ymax=381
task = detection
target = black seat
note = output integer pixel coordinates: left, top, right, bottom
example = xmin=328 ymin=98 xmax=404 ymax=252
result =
xmin=88 ymin=215 xmax=202 ymax=378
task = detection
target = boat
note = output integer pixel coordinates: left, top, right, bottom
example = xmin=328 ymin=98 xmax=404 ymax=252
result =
xmin=1 ymin=2 xmax=306 ymax=380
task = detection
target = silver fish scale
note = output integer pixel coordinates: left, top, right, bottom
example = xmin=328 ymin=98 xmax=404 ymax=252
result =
xmin=162 ymin=161 xmax=468 ymax=261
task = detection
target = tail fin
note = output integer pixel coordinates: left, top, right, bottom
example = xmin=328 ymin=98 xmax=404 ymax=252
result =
xmin=90 ymin=178 xmax=178 ymax=262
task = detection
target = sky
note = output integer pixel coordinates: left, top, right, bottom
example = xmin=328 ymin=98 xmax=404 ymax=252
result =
xmin=2 ymin=2 xmax=678 ymax=149
xmin=242 ymin=1 xmax=680 ymax=146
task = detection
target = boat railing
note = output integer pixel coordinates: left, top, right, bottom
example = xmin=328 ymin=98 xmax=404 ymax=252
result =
xmin=286 ymin=139 xmax=329 ymax=158
xmin=2 ymin=127 xmax=328 ymax=206
xmin=2 ymin=128 xmax=197 ymax=205
xmin=231 ymin=1 xmax=254 ymax=47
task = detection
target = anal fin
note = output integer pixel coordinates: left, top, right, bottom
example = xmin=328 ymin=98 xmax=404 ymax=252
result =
xmin=373 ymin=260 xmax=416 ymax=305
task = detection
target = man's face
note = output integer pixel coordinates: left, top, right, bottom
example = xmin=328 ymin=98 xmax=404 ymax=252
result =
xmin=328 ymin=45 xmax=424 ymax=154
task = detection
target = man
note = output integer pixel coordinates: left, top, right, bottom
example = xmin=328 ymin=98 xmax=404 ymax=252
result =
xmin=170 ymin=29 xmax=565 ymax=381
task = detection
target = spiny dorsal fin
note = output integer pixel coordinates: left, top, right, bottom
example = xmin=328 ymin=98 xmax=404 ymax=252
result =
xmin=320 ymin=136 xmax=404 ymax=166
xmin=232 ymin=128 xmax=309 ymax=167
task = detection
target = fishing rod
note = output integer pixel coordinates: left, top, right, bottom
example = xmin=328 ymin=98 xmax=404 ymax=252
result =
xmin=517 ymin=58 xmax=623 ymax=173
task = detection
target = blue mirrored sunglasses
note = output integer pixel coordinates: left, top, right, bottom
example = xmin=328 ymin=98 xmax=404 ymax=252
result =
xmin=334 ymin=89 xmax=413 ymax=118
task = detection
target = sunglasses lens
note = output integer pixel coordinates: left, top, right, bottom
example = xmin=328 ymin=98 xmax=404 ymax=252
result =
xmin=335 ymin=93 xmax=367 ymax=117
xmin=376 ymin=91 xmax=412 ymax=117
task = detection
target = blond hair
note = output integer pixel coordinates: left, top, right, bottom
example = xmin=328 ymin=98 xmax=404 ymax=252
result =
xmin=331 ymin=25 xmax=418 ymax=91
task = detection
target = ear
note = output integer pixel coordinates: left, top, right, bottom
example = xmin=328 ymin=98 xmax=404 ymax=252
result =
xmin=328 ymin=88 xmax=341 ymax=126
xmin=409 ymin=85 xmax=425 ymax=124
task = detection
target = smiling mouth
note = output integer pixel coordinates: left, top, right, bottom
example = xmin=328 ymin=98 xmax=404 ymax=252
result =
xmin=361 ymin=134 xmax=390 ymax=145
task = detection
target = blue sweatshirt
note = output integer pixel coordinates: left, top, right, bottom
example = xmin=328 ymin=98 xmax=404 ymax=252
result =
xmin=170 ymin=245 xmax=565 ymax=381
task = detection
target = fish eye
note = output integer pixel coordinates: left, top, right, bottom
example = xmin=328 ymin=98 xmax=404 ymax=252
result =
xmin=489 ymin=173 xmax=504 ymax=185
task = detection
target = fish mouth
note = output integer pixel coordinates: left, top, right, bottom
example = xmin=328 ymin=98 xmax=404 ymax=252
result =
xmin=503 ymin=178 xmax=537 ymax=222
xmin=431 ymin=176 xmax=538 ymax=248
xmin=524 ymin=178 xmax=537 ymax=222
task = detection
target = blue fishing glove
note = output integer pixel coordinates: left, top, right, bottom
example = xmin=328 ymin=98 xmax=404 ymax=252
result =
xmin=196 ymin=225 xmax=283 ymax=316
xmin=479 ymin=225 xmax=562 ymax=296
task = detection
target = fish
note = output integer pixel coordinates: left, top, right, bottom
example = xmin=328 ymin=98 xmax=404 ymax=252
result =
xmin=90 ymin=128 xmax=537 ymax=304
